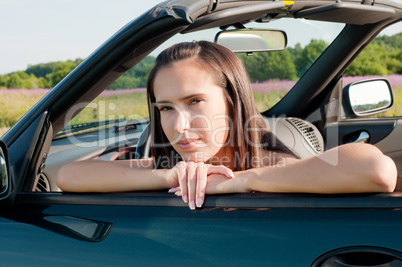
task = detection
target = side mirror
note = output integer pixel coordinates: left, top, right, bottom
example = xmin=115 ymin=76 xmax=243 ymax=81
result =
xmin=214 ymin=29 xmax=287 ymax=53
xmin=342 ymin=79 xmax=393 ymax=118
xmin=0 ymin=140 xmax=11 ymax=200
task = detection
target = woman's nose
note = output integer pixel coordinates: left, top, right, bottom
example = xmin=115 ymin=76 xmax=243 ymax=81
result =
xmin=174 ymin=109 xmax=190 ymax=133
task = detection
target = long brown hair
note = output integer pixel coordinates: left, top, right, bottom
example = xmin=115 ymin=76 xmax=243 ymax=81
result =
xmin=146 ymin=41 xmax=293 ymax=170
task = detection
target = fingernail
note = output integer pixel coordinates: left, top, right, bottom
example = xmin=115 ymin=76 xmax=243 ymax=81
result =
xmin=168 ymin=188 xmax=174 ymax=193
xmin=196 ymin=198 xmax=203 ymax=208
xmin=183 ymin=195 xmax=188 ymax=203
xmin=189 ymin=200 xmax=196 ymax=210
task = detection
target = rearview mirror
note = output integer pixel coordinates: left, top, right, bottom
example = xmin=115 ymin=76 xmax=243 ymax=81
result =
xmin=342 ymin=79 xmax=393 ymax=118
xmin=214 ymin=29 xmax=287 ymax=53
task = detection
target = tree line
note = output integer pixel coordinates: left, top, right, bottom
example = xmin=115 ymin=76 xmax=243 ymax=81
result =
xmin=0 ymin=33 xmax=400 ymax=89
xmin=239 ymin=33 xmax=401 ymax=82
xmin=0 ymin=58 xmax=84 ymax=89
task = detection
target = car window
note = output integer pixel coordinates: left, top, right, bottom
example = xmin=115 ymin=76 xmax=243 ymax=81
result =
xmin=69 ymin=19 xmax=345 ymax=126
xmin=344 ymin=21 xmax=402 ymax=118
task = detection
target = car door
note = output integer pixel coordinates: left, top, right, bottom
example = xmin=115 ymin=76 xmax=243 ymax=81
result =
xmin=1 ymin=190 xmax=402 ymax=266
xmin=2 ymin=136 xmax=402 ymax=266
xmin=1 ymin=1 xmax=402 ymax=266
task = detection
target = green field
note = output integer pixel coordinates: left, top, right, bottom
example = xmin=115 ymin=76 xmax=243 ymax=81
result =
xmin=1 ymin=87 xmax=402 ymax=137
xmin=0 ymin=90 xmax=288 ymax=137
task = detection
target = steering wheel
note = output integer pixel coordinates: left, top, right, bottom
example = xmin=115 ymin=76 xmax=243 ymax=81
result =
xmin=135 ymin=123 xmax=151 ymax=159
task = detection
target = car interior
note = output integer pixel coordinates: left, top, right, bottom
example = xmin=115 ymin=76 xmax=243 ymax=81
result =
xmin=1 ymin=3 xmax=402 ymax=266
xmin=4 ymin=0 xmax=399 ymax=197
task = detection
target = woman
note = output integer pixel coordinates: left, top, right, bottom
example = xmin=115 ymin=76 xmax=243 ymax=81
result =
xmin=57 ymin=41 xmax=397 ymax=210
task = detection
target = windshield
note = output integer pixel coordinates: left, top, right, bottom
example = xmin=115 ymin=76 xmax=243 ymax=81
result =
xmin=62 ymin=18 xmax=345 ymax=135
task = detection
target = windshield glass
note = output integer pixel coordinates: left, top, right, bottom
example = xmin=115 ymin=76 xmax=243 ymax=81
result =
xmin=64 ymin=19 xmax=345 ymax=134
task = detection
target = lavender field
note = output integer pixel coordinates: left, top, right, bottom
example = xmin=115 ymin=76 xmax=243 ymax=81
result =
xmin=1 ymin=75 xmax=402 ymax=137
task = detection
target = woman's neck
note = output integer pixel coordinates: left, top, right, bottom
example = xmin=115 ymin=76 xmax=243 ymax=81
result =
xmin=206 ymin=146 xmax=235 ymax=170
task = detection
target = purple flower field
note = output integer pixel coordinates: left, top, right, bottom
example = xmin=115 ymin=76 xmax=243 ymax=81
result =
xmin=250 ymin=74 xmax=402 ymax=94
xmin=343 ymin=74 xmax=402 ymax=89
xmin=0 ymin=74 xmax=401 ymax=97
xmin=251 ymin=79 xmax=296 ymax=94
xmin=0 ymin=88 xmax=147 ymax=97
xmin=1 ymin=74 xmax=402 ymax=137
xmin=99 ymin=88 xmax=146 ymax=97
xmin=0 ymin=88 xmax=51 ymax=96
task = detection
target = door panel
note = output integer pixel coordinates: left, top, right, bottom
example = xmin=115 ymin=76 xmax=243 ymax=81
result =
xmin=326 ymin=118 xmax=402 ymax=175
xmin=375 ymin=119 xmax=402 ymax=175
xmin=375 ymin=120 xmax=402 ymax=154
xmin=324 ymin=119 xmax=396 ymax=149
xmin=1 ymin=200 xmax=402 ymax=266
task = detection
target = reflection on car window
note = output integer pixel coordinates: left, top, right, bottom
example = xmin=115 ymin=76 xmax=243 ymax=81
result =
xmin=344 ymin=21 xmax=402 ymax=118
xmin=70 ymin=19 xmax=345 ymax=126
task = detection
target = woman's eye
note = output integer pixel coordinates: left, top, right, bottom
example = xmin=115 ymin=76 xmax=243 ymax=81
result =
xmin=189 ymin=98 xmax=202 ymax=105
xmin=159 ymin=106 xmax=173 ymax=111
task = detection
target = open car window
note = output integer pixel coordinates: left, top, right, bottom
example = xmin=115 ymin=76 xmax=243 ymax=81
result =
xmin=23 ymin=2 xmax=398 ymax=204
xmin=43 ymin=18 xmax=348 ymax=194
xmin=67 ymin=19 xmax=345 ymax=130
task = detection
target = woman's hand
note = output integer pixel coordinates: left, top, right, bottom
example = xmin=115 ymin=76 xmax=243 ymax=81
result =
xmin=167 ymin=161 xmax=234 ymax=210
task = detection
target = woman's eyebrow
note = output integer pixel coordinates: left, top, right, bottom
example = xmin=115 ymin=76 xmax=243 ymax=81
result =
xmin=155 ymin=94 xmax=206 ymax=104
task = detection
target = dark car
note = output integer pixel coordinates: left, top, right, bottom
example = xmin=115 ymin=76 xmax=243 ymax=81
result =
xmin=1 ymin=0 xmax=402 ymax=266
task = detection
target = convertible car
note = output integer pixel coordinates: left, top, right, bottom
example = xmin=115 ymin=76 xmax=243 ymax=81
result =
xmin=1 ymin=0 xmax=402 ymax=266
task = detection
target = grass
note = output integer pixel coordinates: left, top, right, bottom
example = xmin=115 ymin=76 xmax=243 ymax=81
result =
xmin=380 ymin=86 xmax=402 ymax=117
xmin=254 ymin=90 xmax=288 ymax=111
xmin=68 ymin=92 xmax=149 ymax=125
xmin=1 ymin=75 xmax=401 ymax=137
xmin=0 ymin=89 xmax=48 ymax=136
xmin=0 ymin=90 xmax=286 ymax=137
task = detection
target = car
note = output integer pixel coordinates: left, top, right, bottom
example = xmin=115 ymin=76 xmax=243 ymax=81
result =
xmin=1 ymin=0 xmax=402 ymax=265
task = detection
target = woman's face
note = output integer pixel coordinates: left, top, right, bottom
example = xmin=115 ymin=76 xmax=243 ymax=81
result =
xmin=153 ymin=59 xmax=230 ymax=163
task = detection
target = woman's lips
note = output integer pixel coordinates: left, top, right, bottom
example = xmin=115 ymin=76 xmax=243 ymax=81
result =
xmin=177 ymin=138 xmax=201 ymax=150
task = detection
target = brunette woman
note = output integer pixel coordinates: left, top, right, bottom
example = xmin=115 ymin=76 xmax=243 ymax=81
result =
xmin=57 ymin=41 xmax=397 ymax=210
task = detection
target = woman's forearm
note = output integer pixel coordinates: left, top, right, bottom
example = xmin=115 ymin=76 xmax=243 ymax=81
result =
xmin=236 ymin=143 xmax=397 ymax=194
xmin=57 ymin=160 xmax=169 ymax=192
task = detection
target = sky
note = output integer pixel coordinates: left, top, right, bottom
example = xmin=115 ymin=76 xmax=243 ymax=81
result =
xmin=0 ymin=0 xmax=163 ymax=74
xmin=1 ymin=0 xmax=401 ymax=75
